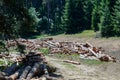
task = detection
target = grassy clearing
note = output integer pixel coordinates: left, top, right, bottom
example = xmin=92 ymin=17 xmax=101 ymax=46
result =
xmin=29 ymin=30 xmax=120 ymax=39
xmin=51 ymin=30 xmax=96 ymax=38
xmin=29 ymin=30 xmax=95 ymax=39
xmin=72 ymin=30 xmax=96 ymax=37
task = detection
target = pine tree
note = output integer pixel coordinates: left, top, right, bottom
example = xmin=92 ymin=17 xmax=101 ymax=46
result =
xmin=83 ymin=0 xmax=93 ymax=30
xmin=91 ymin=0 xmax=101 ymax=32
xmin=61 ymin=0 xmax=85 ymax=34
xmin=100 ymin=0 xmax=114 ymax=37
xmin=61 ymin=0 xmax=70 ymax=33
xmin=113 ymin=0 xmax=120 ymax=36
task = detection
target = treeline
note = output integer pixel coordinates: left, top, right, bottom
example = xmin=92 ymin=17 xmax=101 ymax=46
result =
xmin=0 ymin=0 xmax=120 ymax=38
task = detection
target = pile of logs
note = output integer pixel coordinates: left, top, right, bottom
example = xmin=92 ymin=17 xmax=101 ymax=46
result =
xmin=6 ymin=38 xmax=116 ymax=62
xmin=0 ymin=52 xmax=56 ymax=80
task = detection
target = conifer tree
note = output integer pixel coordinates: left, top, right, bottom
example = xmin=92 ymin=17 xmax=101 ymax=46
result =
xmin=113 ymin=0 xmax=120 ymax=36
xmin=91 ymin=0 xmax=101 ymax=32
xmin=100 ymin=0 xmax=114 ymax=37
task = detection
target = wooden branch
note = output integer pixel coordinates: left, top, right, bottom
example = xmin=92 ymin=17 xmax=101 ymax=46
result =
xmin=63 ymin=60 xmax=80 ymax=65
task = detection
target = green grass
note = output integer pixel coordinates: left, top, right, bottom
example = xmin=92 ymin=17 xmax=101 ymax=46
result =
xmin=62 ymin=62 xmax=76 ymax=69
xmin=73 ymin=30 xmax=96 ymax=37
xmin=29 ymin=34 xmax=49 ymax=39
xmin=28 ymin=30 xmax=120 ymax=39
xmin=0 ymin=59 xmax=5 ymax=65
xmin=80 ymin=59 xmax=104 ymax=65
xmin=53 ymin=53 xmax=79 ymax=61
xmin=28 ymin=30 xmax=95 ymax=39
xmin=38 ymin=48 xmax=49 ymax=55
xmin=0 ymin=59 xmax=13 ymax=71
xmin=51 ymin=30 xmax=96 ymax=38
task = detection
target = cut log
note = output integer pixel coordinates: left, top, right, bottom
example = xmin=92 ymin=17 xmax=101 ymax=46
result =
xmin=4 ymin=63 xmax=19 ymax=76
xmin=26 ymin=62 xmax=41 ymax=80
xmin=43 ymin=64 xmax=49 ymax=76
xmin=19 ymin=66 xmax=31 ymax=79
xmin=63 ymin=60 xmax=80 ymax=65
xmin=0 ymin=72 xmax=7 ymax=80
xmin=86 ymin=42 xmax=93 ymax=48
xmin=99 ymin=56 xmax=109 ymax=62
xmin=88 ymin=48 xmax=99 ymax=58
xmin=8 ymin=66 xmax=25 ymax=80
xmin=0 ymin=52 xmax=9 ymax=57
xmin=0 ymin=76 xmax=7 ymax=80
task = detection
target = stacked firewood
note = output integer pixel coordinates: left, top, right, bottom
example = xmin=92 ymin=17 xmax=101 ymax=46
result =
xmin=6 ymin=38 xmax=116 ymax=62
xmin=0 ymin=52 xmax=56 ymax=80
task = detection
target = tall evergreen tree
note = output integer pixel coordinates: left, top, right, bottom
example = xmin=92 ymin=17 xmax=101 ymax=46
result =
xmin=83 ymin=0 xmax=93 ymax=30
xmin=100 ymin=0 xmax=114 ymax=37
xmin=91 ymin=0 xmax=101 ymax=32
xmin=61 ymin=0 xmax=85 ymax=34
xmin=113 ymin=0 xmax=120 ymax=36
xmin=61 ymin=0 xmax=70 ymax=33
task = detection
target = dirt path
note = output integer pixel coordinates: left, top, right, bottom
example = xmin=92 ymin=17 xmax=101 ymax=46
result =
xmin=46 ymin=55 xmax=120 ymax=80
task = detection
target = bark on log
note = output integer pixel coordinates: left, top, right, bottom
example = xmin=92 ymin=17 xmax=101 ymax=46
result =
xmin=0 ymin=72 xmax=8 ymax=80
xmin=0 ymin=76 xmax=7 ymax=80
xmin=8 ymin=66 xmax=25 ymax=80
xmin=19 ymin=66 xmax=31 ymax=79
xmin=43 ymin=64 xmax=49 ymax=76
xmin=26 ymin=62 xmax=41 ymax=80
xmin=88 ymin=48 xmax=99 ymax=58
xmin=4 ymin=63 xmax=19 ymax=76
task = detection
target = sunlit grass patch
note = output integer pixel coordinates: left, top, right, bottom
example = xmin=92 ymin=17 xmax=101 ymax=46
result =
xmin=38 ymin=48 xmax=49 ymax=55
xmin=80 ymin=59 xmax=104 ymax=65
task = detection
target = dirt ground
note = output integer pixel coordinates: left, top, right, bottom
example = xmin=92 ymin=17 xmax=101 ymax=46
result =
xmin=46 ymin=35 xmax=120 ymax=80
xmin=47 ymin=56 xmax=120 ymax=80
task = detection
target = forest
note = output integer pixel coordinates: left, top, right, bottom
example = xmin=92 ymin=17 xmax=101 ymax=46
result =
xmin=0 ymin=0 xmax=120 ymax=38
xmin=0 ymin=0 xmax=120 ymax=80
